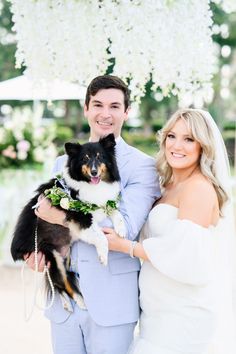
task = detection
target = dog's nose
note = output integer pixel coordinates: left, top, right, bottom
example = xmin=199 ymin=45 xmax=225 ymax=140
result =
xmin=91 ymin=169 xmax=97 ymax=176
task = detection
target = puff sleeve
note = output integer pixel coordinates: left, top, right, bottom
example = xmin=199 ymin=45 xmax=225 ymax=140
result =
xmin=142 ymin=219 xmax=217 ymax=286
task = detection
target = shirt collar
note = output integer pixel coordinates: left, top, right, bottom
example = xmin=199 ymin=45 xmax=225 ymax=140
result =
xmin=89 ymin=135 xmax=121 ymax=143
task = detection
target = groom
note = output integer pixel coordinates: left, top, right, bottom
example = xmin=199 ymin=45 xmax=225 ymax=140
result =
xmin=27 ymin=75 xmax=160 ymax=354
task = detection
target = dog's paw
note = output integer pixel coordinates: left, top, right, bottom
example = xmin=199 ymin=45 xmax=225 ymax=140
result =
xmin=111 ymin=211 xmax=127 ymax=238
xmin=98 ymin=253 xmax=108 ymax=266
xmin=96 ymin=239 xmax=108 ymax=266
xmin=74 ymin=294 xmax=86 ymax=310
xmin=114 ymin=219 xmax=127 ymax=238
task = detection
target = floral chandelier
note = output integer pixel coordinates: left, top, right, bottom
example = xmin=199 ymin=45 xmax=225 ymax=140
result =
xmin=8 ymin=0 xmax=228 ymax=102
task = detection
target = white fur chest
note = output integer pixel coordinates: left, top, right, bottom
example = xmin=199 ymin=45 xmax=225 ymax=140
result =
xmin=92 ymin=209 xmax=108 ymax=222
xmin=76 ymin=180 xmax=120 ymax=205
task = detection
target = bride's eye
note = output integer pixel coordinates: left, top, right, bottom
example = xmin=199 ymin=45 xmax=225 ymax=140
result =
xmin=185 ymin=137 xmax=194 ymax=142
xmin=167 ymin=133 xmax=175 ymax=139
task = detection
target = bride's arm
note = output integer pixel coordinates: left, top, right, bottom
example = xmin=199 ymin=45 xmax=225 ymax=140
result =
xmin=103 ymin=180 xmax=219 ymax=265
xmin=102 ymin=227 xmax=149 ymax=260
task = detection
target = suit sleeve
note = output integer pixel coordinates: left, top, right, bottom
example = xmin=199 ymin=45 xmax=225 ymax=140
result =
xmin=119 ymin=155 xmax=161 ymax=241
xmin=51 ymin=155 xmax=67 ymax=176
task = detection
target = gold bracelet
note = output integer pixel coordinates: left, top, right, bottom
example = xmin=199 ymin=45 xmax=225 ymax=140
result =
xmin=129 ymin=241 xmax=137 ymax=258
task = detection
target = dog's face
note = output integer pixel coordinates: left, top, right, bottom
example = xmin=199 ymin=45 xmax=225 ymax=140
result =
xmin=64 ymin=133 xmax=120 ymax=184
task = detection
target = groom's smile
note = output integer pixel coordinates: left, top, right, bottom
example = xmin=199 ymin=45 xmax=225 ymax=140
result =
xmin=96 ymin=120 xmax=113 ymax=126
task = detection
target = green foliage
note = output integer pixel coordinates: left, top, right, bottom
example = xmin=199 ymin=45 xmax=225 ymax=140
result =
xmin=80 ymin=121 xmax=90 ymax=134
xmin=151 ymin=122 xmax=164 ymax=133
xmin=0 ymin=0 xmax=23 ymax=81
xmin=223 ymin=121 xmax=236 ymax=131
xmin=45 ymin=180 xmax=119 ymax=216
xmin=54 ymin=126 xmax=74 ymax=144
xmin=122 ymin=131 xmax=158 ymax=157
xmin=223 ymin=130 xmax=235 ymax=166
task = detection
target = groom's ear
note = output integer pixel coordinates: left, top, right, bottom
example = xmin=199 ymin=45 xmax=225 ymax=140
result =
xmin=124 ymin=106 xmax=130 ymax=121
xmin=84 ymin=103 xmax=90 ymax=118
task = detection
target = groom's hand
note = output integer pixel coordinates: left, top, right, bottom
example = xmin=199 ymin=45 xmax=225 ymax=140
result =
xmin=35 ymin=194 xmax=67 ymax=226
xmin=23 ymin=251 xmax=49 ymax=272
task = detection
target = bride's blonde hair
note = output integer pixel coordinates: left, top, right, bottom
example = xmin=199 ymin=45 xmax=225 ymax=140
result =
xmin=156 ymin=108 xmax=228 ymax=212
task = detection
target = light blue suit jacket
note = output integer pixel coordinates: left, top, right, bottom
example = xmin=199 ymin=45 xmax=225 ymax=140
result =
xmin=45 ymin=138 xmax=160 ymax=326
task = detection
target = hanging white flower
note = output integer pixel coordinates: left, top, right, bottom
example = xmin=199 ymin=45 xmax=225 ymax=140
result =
xmin=9 ymin=0 xmax=221 ymax=102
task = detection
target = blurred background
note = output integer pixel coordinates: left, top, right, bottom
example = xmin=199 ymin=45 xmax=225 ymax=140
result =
xmin=0 ymin=1 xmax=235 ymax=353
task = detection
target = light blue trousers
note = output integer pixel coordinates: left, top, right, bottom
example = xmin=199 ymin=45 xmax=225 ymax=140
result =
xmin=50 ymin=304 xmax=136 ymax=354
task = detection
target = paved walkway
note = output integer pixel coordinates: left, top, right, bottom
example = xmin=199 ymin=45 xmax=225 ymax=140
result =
xmin=0 ymin=265 xmax=52 ymax=354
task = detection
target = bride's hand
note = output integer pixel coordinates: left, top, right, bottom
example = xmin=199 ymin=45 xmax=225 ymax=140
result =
xmin=102 ymin=227 xmax=129 ymax=253
xmin=103 ymin=227 xmax=148 ymax=260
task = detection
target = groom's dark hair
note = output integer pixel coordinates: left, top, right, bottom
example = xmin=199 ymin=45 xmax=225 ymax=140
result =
xmin=85 ymin=75 xmax=130 ymax=111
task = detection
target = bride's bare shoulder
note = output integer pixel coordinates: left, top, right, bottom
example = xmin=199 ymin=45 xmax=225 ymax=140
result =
xmin=178 ymin=175 xmax=218 ymax=227
xmin=183 ymin=174 xmax=217 ymax=201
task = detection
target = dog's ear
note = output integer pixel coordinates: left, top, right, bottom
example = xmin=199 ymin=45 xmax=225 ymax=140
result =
xmin=99 ymin=134 xmax=116 ymax=149
xmin=64 ymin=142 xmax=81 ymax=156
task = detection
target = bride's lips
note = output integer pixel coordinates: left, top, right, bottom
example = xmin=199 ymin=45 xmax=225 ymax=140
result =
xmin=171 ymin=152 xmax=186 ymax=158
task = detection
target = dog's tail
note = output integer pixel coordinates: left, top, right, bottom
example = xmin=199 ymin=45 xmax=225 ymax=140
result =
xmin=44 ymin=249 xmax=81 ymax=300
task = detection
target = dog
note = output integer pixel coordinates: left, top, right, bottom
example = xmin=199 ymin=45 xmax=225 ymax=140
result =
xmin=11 ymin=133 xmax=126 ymax=306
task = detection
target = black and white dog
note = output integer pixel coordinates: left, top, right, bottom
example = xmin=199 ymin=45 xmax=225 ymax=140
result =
xmin=11 ymin=133 xmax=126 ymax=305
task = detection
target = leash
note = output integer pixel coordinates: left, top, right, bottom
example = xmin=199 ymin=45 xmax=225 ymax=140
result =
xmin=21 ymin=221 xmax=55 ymax=321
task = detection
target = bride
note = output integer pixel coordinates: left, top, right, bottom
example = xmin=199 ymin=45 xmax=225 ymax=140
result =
xmin=103 ymin=108 xmax=236 ymax=354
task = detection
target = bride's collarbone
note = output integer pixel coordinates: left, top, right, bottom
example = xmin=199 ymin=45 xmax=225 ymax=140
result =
xmin=159 ymin=184 xmax=183 ymax=207
xmin=161 ymin=175 xmax=202 ymax=202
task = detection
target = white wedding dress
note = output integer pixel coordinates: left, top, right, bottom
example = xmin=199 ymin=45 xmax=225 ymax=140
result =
xmin=129 ymin=204 xmax=236 ymax=354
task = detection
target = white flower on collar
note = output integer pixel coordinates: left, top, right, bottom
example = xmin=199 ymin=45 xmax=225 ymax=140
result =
xmin=60 ymin=197 xmax=70 ymax=210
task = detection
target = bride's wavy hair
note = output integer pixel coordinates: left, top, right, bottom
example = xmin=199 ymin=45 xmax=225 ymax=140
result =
xmin=156 ymin=108 xmax=228 ymax=212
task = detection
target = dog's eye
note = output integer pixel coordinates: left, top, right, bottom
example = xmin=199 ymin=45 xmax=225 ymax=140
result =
xmin=96 ymin=153 xmax=103 ymax=160
xmin=82 ymin=155 xmax=90 ymax=163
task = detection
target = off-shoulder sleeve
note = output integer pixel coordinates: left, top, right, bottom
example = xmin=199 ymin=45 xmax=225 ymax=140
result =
xmin=142 ymin=219 xmax=217 ymax=286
